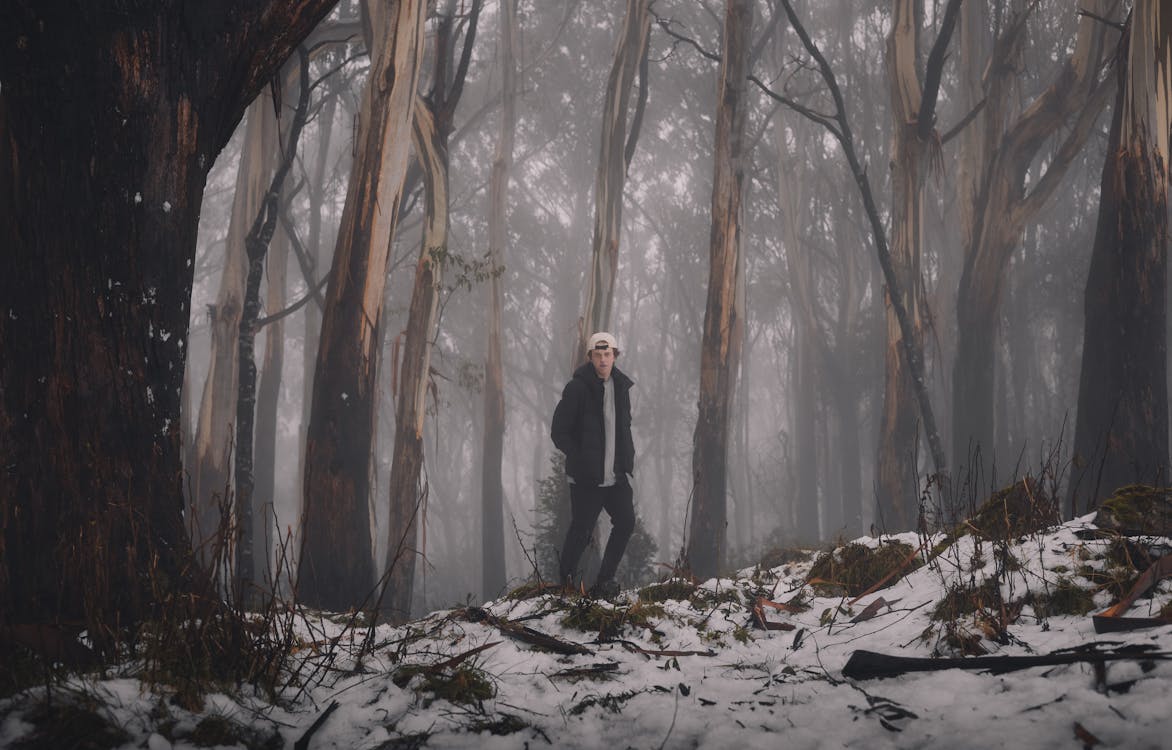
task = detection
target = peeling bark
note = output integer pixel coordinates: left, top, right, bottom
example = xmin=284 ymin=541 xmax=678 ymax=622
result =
xmin=300 ymin=0 xmax=425 ymax=612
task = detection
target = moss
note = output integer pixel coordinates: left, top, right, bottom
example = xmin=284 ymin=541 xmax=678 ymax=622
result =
xmin=758 ymin=547 xmax=812 ymax=570
xmin=1027 ymin=578 xmax=1096 ymax=618
xmin=393 ymin=664 xmax=495 ymax=706
xmin=807 ymin=541 xmax=920 ymax=597
xmin=638 ymin=579 xmax=697 ymax=603
xmin=689 ymin=586 xmax=743 ymax=609
xmin=561 ymin=600 xmax=663 ymax=638
xmin=505 ymin=580 xmax=557 ymax=600
xmin=731 ymin=625 xmax=752 ymax=644
xmin=966 ymin=476 xmax=1060 ymax=540
xmin=1095 ymin=485 xmax=1172 ymax=535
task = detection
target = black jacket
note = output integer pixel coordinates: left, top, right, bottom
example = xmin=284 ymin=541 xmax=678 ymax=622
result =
xmin=551 ymin=362 xmax=635 ymax=486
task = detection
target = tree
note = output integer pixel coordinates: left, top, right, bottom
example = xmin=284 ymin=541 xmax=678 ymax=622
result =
xmin=300 ymin=0 xmax=426 ymax=611
xmin=0 ymin=0 xmax=338 ymax=635
xmin=951 ymin=2 xmax=1117 ymax=492
xmin=1070 ymin=6 xmax=1170 ymax=512
xmin=572 ymin=0 xmax=652 ymax=357
xmin=382 ymin=0 xmax=481 ymax=623
xmin=190 ymin=96 xmax=280 ymax=566
xmin=686 ymin=0 xmax=752 ymax=581
xmin=481 ymin=0 xmax=517 ymax=601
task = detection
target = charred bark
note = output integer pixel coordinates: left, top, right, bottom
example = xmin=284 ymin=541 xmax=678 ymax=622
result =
xmin=1070 ymin=9 xmax=1170 ymax=512
xmin=0 ymin=0 xmax=338 ymax=636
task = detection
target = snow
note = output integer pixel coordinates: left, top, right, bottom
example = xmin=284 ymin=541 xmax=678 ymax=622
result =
xmin=4 ymin=515 xmax=1172 ymax=749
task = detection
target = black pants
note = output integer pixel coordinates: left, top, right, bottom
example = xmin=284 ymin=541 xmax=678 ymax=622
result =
xmin=559 ymin=478 xmax=635 ymax=585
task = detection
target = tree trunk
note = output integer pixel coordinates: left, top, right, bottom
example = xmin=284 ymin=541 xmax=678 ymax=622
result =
xmin=192 ymin=98 xmax=279 ymax=566
xmin=952 ymin=1 xmax=1116 ymax=490
xmin=300 ymin=0 xmax=426 ymax=612
xmin=383 ymin=0 xmax=480 ymax=622
xmin=254 ymin=221 xmax=289 ymax=587
xmin=235 ymin=52 xmax=309 ymax=600
xmin=573 ymin=0 xmax=651 ymax=356
xmin=687 ymin=0 xmax=752 ymax=581
xmin=0 ymin=0 xmax=337 ymax=636
xmin=482 ymin=0 xmax=517 ymax=600
xmin=1070 ymin=8 xmax=1170 ymax=512
xmin=875 ymin=0 xmax=930 ymax=532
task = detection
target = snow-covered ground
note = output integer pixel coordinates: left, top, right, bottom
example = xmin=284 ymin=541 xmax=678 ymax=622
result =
xmin=4 ymin=513 xmax=1172 ymax=749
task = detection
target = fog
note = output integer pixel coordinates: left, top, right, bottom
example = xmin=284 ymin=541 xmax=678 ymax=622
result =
xmin=183 ymin=0 xmax=1116 ymax=618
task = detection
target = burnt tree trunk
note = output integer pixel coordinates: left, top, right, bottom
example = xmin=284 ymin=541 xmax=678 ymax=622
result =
xmin=687 ymin=0 xmax=752 ymax=581
xmin=300 ymin=0 xmax=425 ymax=611
xmin=0 ymin=0 xmax=338 ymax=636
xmin=1070 ymin=9 xmax=1170 ymax=512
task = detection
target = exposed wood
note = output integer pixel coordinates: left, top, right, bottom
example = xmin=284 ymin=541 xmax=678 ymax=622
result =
xmin=465 ymin=606 xmax=593 ymax=655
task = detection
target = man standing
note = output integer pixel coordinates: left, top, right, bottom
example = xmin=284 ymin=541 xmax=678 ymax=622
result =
xmin=551 ymin=331 xmax=636 ymax=599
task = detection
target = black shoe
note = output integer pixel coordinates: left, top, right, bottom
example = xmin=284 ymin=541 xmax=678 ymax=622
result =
xmin=589 ymin=579 xmax=620 ymax=601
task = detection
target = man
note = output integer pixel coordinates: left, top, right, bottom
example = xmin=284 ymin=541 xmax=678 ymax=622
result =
xmin=551 ymin=331 xmax=636 ymax=599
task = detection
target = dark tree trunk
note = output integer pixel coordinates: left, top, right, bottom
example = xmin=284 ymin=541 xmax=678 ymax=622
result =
xmin=1070 ymin=11 xmax=1170 ymax=512
xmin=687 ymin=0 xmax=752 ymax=581
xmin=0 ymin=1 xmax=338 ymax=636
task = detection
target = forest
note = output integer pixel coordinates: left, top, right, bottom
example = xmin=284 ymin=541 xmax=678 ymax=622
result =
xmin=3 ymin=0 xmax=1171 ymax=680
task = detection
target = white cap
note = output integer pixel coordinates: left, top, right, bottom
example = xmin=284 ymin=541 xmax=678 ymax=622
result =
xmin=587 ymin=331 xmax=619 ymax=354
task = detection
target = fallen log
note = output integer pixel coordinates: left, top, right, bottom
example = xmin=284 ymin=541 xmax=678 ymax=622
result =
xmin=842 ymin=647 xmax=1172 ymax=680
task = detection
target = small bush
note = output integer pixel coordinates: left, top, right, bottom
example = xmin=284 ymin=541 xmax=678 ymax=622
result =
xmin=638 ymin=579 xmax=697 ymax=603
xmin=393 ymin=664 xmax=495 ymax=706
xmin=808 ymin=541 xmax=919 ymax=597
xmin=1027 ymin=578 xmax=1096 ymax=618
xmin=966 ymin=476 xmax=1060 ymax=541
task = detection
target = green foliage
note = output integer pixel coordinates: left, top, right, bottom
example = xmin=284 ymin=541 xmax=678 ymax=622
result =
xmin=560 ymin=599 xmax=664 ymax=639
xmin=1095 ymin=485 xmax=1172 ymax=535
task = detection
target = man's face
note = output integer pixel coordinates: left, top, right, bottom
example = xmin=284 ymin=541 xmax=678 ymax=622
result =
xmin=589 ymin=347 xmax=616 ymax=379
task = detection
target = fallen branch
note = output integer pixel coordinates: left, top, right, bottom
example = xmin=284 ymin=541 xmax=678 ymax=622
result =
xmin=293 ymin=700 xmax=339 ymax=750
xmin=842 ymin=646 xmax=1172 ymax=680
xmin=550 ymin=662 xmax=621 ymax=679
xmin=1092 ymin=555 xmax=1172 ymax=633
